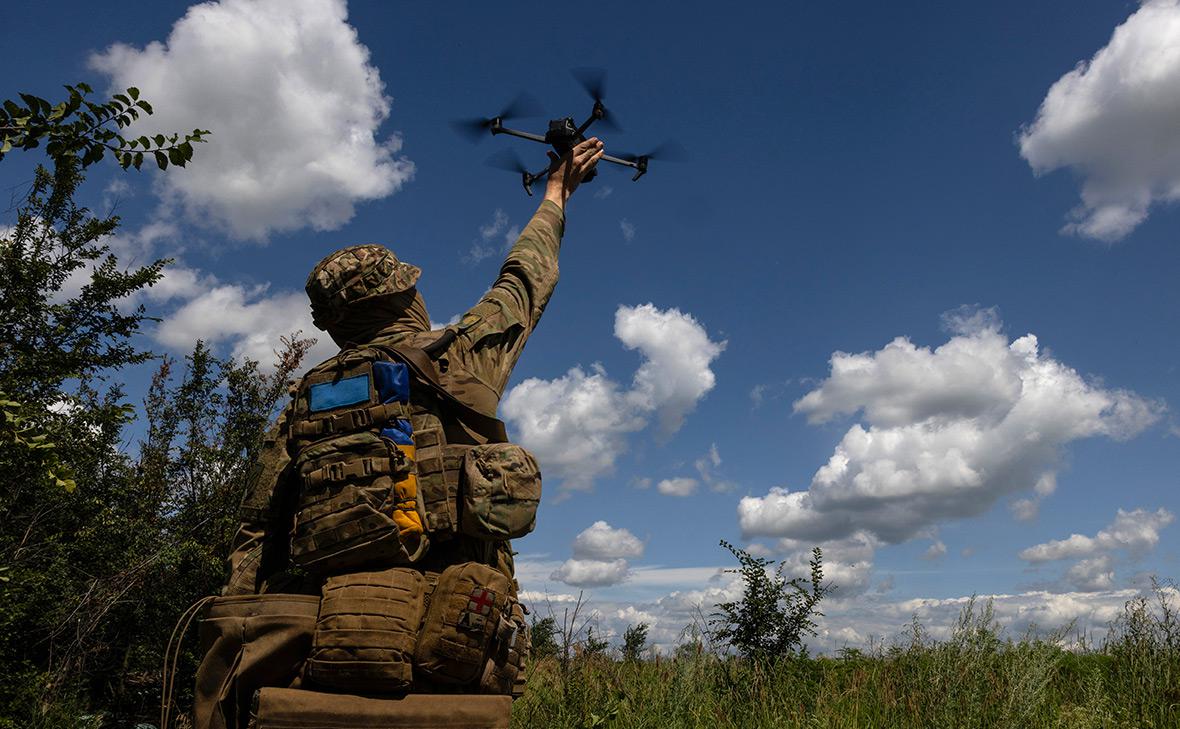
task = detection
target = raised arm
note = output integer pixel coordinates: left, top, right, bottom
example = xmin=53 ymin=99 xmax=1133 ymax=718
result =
xmin=448 ymin=139 xmax=604 ymax=398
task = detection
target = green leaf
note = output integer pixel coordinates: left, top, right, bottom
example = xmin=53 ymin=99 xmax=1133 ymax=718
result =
xmin=154 ymin=150 xmax=168 ymax=170
xmin=138 ymin=136 xmax=151 ymax=149
xmin=3 ymin=100 xmax=23 ymax=116
xmin=128 ymin=87 xmax=140 ymax=100
xmin=114 ymin=93 xmax=131 ymax=106
xmin=137 ymin=99 xmax=153 ymax=114
xmin=134 ymin=151 xmax=144 ymax=170
xmin=120 ymin=151 xmax=133 ymax=169
xmin=153 ymin=134 xmax=165 ymax=146
xmin=1 ymin=140 xmax=11 ymax=155
xmin=19 ymin=93 xmax=45 ymax=113
xmin=167 ymin=147 xmax=185 ymax=167
xmin=179 ymin=141 xmax=194 ymax=160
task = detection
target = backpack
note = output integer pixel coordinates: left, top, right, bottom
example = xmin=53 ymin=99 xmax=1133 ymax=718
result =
xmin=284 ymin=338 xmax=541 ymax=575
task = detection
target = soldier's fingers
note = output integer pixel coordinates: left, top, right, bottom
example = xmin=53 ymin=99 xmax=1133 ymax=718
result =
xmin=573 ymin=141 xmax=602 ymax=165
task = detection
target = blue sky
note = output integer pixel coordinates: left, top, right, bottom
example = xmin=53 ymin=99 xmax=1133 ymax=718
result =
xmin=4 ymin=0 xmax=1178 ymax=650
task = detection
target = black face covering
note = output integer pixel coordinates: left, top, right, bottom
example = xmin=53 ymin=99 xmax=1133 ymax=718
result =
xmin=327 ymin=288 xmax=432 ymax=347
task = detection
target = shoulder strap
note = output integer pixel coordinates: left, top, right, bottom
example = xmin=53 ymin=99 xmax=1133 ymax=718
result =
xmin=375 ymin=343 xmax=509 ymax=443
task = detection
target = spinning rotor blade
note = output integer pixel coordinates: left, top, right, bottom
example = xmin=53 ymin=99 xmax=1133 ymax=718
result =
xmin=571 ymin=67 xmax=623 ymax=132
xmin=617 ymin=140 xmax=689 ymax=163
xmin=451 ymin=92 xmax=545 ymax=142
xmin=484 ymin=148 xmax=536 ymax=175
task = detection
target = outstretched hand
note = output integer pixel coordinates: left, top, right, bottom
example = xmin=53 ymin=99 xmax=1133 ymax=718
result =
xmin=544 ymin=137 xmax=605 ymax=209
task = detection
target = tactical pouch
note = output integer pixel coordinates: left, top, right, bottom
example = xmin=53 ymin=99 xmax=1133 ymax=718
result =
xmin=248 ymin=687 xmax=512 ymax=729
xmin=478 ymin=600 xmax=530 ymax=696
xmin=305 ymin=568 xmax=425 ymax=694
xmin=193 ymin=594 xmax=320 ymax=729
xmin=291 ymin=431 xmax=427 ymax=573
xmin=414 ymin=562 xmax=514 ymax=685
xmin=458 ymin=443 xmax=541 ymax=541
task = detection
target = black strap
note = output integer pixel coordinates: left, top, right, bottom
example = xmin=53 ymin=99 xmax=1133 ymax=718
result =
xmin=375 ymin=343 xmax=509 ymax=443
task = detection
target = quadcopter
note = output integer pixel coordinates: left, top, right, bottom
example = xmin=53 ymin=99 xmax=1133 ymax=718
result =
xmin=453 ymin=68 xmax=684 ymax=196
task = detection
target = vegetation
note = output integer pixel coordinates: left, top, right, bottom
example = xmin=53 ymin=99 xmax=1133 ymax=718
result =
xmin=513 ymin=581 xmax=1180 ymax=729
xmin=0 ymin=85 xmax=311 ymax=727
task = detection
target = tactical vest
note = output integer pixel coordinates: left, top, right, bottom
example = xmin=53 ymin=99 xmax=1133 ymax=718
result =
xmin=284 ymin=331 xmax=542 ymax=576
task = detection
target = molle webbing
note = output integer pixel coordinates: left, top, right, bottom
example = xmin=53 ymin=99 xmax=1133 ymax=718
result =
xmin=292 ymin=402 xmax=406 ymax=438
xmin=302 ymin=455 xmax=397 ymax=488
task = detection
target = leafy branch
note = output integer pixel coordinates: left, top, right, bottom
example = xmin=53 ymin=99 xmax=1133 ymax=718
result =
xmin=0 ymin=82 xmax=209 ymax=171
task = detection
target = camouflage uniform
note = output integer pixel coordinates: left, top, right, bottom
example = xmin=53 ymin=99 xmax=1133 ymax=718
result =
xmin=223 ymin=200 xmax=565 ymax=596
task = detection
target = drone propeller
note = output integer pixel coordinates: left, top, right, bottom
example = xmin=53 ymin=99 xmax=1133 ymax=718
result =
xmin=452 ymin=92 xmax=545 ymax=142
xmin=617 ymin=141 xmax=689 ymax=164
xmin=571 ymin=67 xmax=623 ymax=132
xmin=485 ymin=148 xmax=548 ymax=196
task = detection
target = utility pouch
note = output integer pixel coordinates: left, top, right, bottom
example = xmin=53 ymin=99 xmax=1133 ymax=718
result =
xmin=459 ymin=443 xmax=541 ymax=541
xmin=478 ymin=600 xmax=530 ymax=696
xmin=305 ymin=568 xmax=425 ymax=694
xmin=248 ymin=687 xmax=511 ymax=729
xmin=193 ymin=594 xmax=319 ymax=729
xmin=414 ymin=562 xmax=513 ymax=685
xmin=291 ymin=431 xmax=427 ymax=573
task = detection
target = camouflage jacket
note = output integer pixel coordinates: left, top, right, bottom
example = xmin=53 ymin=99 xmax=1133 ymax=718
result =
xmin=224 ymin=201 xmax=565 ymax=595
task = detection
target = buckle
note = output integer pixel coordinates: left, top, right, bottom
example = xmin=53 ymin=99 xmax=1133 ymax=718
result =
xmin=327 ymin=462 xmax=346 ymax=482
xmin=351 ymin=408 xmax=372 ymax=428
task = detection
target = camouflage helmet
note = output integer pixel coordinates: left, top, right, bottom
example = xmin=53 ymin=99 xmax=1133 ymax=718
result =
xmin=305 ymin=244 xmax=421 ymax=329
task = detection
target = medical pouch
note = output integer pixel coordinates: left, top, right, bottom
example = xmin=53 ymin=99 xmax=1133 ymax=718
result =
xmin=459 ymin=443 xmax=541 ymax=541
xmin=306 ymin=568 xmax=425 ymax=694
xmin=414 ymin=562 xmax=513 ymax=686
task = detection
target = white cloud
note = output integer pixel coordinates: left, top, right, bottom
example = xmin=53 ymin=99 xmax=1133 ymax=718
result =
xmin=740 ymin=309 xmax=1163 ymax=547
xmin=552 ymin=521 xmax=646 ymax=588
xmin=616 ymin=304 xmax=726 ymax=434
xmin=922 ymin=540 xmax=947 ymax=561
xmin=465 ymin=209 xmax=518 ymax=264
xmin=695 ymin=443 xmax=734 ymax=492
xmin=502 ymin=304 xmax=724 ymax=491
xmin=90 ymin=0 xmax=413 ymax=241
xmin=1018 ymin=0 xmax=1180 ymax=241
xmin=154 ymin=282 xmax=335 ymax=365
xmin=550 ymin=558 xmax=630 ymax=588
xmin=1020 ymin=508 xmax=1174 ymax=562
xmin=619 ymin=218 xmax=636 ymax=242
xmin=572 ymin=521 xmax=645 ymax=560
xmin=656 ymin=477 xmax=698 ymax=497
xmin=593 ymin=185 xmax=614 ymax=199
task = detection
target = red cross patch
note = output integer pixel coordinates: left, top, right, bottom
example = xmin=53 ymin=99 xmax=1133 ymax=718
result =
xmin=467 ymin=588 xmax=497 ymax=616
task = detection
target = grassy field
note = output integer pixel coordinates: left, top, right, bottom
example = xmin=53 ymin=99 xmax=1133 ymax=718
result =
xmin=512 ymin=592 xmax=1180 ymax=729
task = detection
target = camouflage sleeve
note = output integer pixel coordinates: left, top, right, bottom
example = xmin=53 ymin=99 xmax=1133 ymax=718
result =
xmin=448 ymin=200 xmax=565 ymax=398
xmin=222 ymin=404 xmax=293 ymax=595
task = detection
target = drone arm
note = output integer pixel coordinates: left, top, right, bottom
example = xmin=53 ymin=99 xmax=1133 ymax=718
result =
xmin=492 ymin=125 xmax=550 ymax=145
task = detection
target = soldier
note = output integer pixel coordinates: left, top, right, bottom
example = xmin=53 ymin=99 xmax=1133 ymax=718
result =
xmin=192 ymin=138 xmax=604 ymax=729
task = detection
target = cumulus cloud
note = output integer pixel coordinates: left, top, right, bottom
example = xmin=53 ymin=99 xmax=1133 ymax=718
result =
xmin=572 ymin=521 xmax=645 ymax=560
xmin=1020 ymin=508 xmax=1174 ymax=562
xmin=90 ymin=0 xmax=413 ymax=240
xmin=502 ymin=304 xmax=724 ymax=491
xmin=550 ymin=558 xmax=630 ymax=588
xmin=154 ymin=282 xmax=336 ymax=365
xmin=1018 ymin=0 xmax=1180 ymax=240
xmin=739 ymin=308 xmax=1163 ymax=547
xmin=656 ymin=477 xmax=698 ymax=497
xmin=552 ymin=521 xmax=645 ymax=588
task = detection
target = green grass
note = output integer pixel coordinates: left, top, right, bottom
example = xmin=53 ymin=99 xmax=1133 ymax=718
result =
xmin=512 ymin=592 xmax=1180 ymax=729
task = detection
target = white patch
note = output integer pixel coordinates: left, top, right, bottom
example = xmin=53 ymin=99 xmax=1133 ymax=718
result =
xmin=656 ymin=477 xmax=698 ymax=497
xmin=502 ymin=304 xmax=724 ymax=492
xmin=619 ymin=218 xmax=636 ymax=242
xmin=549 ymin=558 xmax=630 ymax=587
xmin=154 ymin=283 xmax=335 ymax=365
xmin=739 ymin=309 xmax=1162 ymax=547
xmin=572 ymin=521 xmax=645 ymax=560
xmin=1018 ymin=0 xmax=1180 ymax=240
xmin=90 ymin=0 xmax=413 ymax=240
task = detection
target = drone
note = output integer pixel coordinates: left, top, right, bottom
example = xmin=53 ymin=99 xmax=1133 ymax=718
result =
xmin=453 ymin=68 xmax=684 ymax=196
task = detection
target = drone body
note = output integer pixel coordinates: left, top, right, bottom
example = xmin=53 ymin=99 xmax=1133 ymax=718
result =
xmin=454 ymin=69 xmax=680 ymax=196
